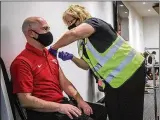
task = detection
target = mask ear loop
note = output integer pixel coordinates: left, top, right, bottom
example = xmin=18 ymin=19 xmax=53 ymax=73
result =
xmin=30 ymin=30 xmax=39 ymax=40
xmin=28 ymin=23 xmax=40 ymax=35
xmin=69 ymin=18 xmax=79 ymax=27
xmin=74 ymin=18 xmax=79 ymax=24
xmin=31 ymin=30 xmax=39 ymax=34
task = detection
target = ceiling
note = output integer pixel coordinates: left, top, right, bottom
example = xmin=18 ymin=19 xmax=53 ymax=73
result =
xmin=117 ymin=1 xmax=129 ymax=18
xmin=128 ymin=1 xmax=159 ymax=17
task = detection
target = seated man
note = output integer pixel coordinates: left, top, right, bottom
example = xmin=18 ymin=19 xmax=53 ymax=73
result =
xmin=10 ymin=17 xmax=107 ymax=120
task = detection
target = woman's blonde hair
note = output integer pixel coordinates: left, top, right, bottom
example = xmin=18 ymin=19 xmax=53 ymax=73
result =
xmin=63 ymin=4 xmax=92 ymax=24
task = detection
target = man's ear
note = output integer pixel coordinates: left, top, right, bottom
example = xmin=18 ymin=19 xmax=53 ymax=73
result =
xmin=27 ymin=30 xmax=36 ymax=38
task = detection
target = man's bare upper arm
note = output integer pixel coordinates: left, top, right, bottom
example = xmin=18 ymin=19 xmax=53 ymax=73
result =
xmin=59 ymin=67 xmax=68 ymax=89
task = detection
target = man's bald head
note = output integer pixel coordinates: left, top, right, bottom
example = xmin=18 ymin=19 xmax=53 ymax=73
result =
xmin=21 ymin=17 xmax=52 ymax=48
xmin=22 ymin=17 xmax=47 ymax=35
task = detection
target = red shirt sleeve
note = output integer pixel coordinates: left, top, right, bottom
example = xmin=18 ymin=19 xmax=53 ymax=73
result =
xmin=10 ymin=59 xmax=33 ymax=93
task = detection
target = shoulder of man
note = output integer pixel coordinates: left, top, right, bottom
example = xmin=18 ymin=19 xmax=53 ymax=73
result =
xmin=11 ymin=49 xmax=33 ymax=69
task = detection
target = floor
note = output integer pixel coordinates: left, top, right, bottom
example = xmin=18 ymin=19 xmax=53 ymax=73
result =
xmin=143 ymin=80 xmax=160 ymax=120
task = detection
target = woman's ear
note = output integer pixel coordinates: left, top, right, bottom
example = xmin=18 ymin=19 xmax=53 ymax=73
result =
xmin=76 ymin=19 xmax=81 ymax=26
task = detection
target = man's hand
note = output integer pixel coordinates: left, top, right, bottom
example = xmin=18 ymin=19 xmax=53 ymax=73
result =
xmin=58 ymin=51 xmax=73 ymax=61
xmin=77 ymin=100 xmax=93 ymax=116
xmin=49 ymin=47 xmax=58 ymax=57
xmin=58 ymin=104 xmax=82 ymax=119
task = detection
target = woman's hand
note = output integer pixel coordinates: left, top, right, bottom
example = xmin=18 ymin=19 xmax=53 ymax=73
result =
xmin=58 ymin=51 xmax=73 ymax=61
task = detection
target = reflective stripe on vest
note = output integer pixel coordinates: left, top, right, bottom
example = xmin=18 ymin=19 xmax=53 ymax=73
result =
xmin=86 ymin=37 xmax=124 ymax=72
xmin=78 ymin=36 xmax=144 ymax=88
xmin=77 ymin=40 xmax=100 ymax=78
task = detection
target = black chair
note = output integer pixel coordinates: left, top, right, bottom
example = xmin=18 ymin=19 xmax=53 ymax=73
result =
xmin=0 ymin=57 xmax=27 ymax=120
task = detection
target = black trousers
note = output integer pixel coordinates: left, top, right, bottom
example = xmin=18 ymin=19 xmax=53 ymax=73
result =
xmin=104 ymin=62 xmax=145 ymax=120
xmin=26 ymin=99 xmax=107 ymax=120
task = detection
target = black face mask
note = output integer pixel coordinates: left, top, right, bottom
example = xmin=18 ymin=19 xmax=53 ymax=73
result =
xmin=32 ymin=30 xmax=53 ymax=47
xmin=68 ymin=19 xmax=78 ymax=30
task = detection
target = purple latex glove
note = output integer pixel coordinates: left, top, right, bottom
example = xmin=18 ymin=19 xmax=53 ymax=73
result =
xmin=49 ymin=47 xmax=58 ymax=57
xmin=58 ymin=51 xmax=73 ymax=61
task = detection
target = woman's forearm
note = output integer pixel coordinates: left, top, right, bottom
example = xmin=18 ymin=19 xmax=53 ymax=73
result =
xmin=72 ymin=56 xmax=90 ymax=70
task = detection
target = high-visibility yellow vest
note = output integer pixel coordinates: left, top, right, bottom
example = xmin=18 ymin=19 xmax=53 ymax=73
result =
xmin=78 ymin=36 xmax=144 ymax=88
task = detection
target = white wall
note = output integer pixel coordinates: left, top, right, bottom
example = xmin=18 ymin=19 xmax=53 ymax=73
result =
xmin=123 ymin=2 xmax=144 ymax=53
xmin=143 ymin=16 xmax=159 ymax=61
xmin=1 ymin=2 xmax=113 ymax=107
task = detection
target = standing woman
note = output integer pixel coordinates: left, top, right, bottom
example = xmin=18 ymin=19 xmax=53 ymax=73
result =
xmin=49 ymin=4 xmax=145 ymax=120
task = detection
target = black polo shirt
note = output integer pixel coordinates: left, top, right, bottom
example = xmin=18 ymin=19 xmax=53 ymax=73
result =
xmin=82 ymin=17 xmax=117 ymax=58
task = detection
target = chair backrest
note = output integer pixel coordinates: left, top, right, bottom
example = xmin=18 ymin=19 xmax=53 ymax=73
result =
xmin=0 ymin=57 xmax=27 ymax=120
xmin=13 ymin=94 xmax=27 ymax=120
